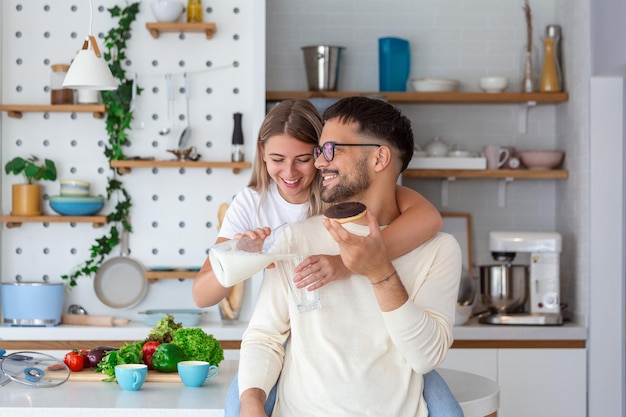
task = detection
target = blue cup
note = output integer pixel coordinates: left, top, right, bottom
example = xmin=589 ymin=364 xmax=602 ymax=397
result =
xmin=379 ymin=37 xmax=411 ymax=92
xmin=115 ymin=364 xmax=148 ymax=391
xmin=177 ymin=361 xmax=219 ymax=387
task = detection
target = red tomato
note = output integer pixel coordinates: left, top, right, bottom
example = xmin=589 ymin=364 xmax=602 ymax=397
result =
xmin=64 ymin=350 xmax=85 ymax=372
xmin=78 ymin=349 xmax=90 ymax=368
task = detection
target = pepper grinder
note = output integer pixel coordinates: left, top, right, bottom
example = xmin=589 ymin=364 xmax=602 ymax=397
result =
xmin=540 ymin=24 xmax=562 ymax=93
xmin=231 ymin=113 xmax=244 ymax=162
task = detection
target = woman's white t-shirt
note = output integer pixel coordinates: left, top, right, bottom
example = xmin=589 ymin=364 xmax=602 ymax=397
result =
xmin=217 ymin=181 xmax=309 ymax=311
xmin=219 ymin=181 xmax=308 ymax=240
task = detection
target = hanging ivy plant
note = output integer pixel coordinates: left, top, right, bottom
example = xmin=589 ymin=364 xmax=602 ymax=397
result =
xmin=62 ymin=2 xmax=140 ymax=287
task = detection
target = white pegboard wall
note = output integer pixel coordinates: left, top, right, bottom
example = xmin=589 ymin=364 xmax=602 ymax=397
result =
xmin=1 ymin=0 xmax=265 ymax=320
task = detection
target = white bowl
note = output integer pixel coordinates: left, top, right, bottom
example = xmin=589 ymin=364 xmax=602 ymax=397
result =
xmin=151 ymin=1 xmax=184 ymax=22
xmin=411 ymin=78 xmax=460 ymax=92
xmin=60 ymin=179 xmax=90 ymax=196
xmin=455 ymin=304 xmax=474 ymax=326
xmin=518 ymin=150 xmax=565 ymax=170
xmin=479 ymin=77 xmax=509 ymax=93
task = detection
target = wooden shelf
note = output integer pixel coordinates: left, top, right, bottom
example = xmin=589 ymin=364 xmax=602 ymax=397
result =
xmin=110 ymin=159 xmax=251 ymax=174
xmin=145 ymin=22 xmax=217 ymax=39
xmin=145 ymin=270 xmax=198 ymax=282
xmin=0 ymin=215 xmax=107 ymax=228
xmin=0 ymin=104 xmax=106 ymax=119
xmin=266 ymin=91 xmax=569 ymax=104
xmin=402 ymin=169 xmax=569 ymax=179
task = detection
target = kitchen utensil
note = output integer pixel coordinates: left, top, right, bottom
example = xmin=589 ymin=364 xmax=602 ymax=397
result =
xmin=60 ymin=179 xmax=90 ymax=196
xmin=424 ymin=136 xmax=451 ymax=157
xmin=209 ymin=224 xmax=290 ymax=288
xmin=61 ymin=314 xmax=130 ymax=327
xmin=518 ymin=150 xmax=565 ymax=169
xmin=94 ymin=228 xmax=148 ymax=309
xmin=479 ymin=264 xmax=529 ymax=314
xmin=49 ymin=195 xmax=105 ymax=216
xmin=178 ymin=72 xmax=191 ymax=150
xmin=177 ymin=361 xmax=219 ymax=387
xmin=379 ymin=37 xmax=410 ymax=92
xmin=301 ymin=45 xmax=345 ymax=91
xmin=67 ymin=304 xmax=88 ymax=315
xmin=130 ymin=72 xmax=144 ymax=130
xmin=151 ymin=0 xmax=184 ymax=22
xmin=115 ymin=364 xmax=148 ymax=391
xmin=1 ymin=282 xmax=65 ymax=327
xmin=277 ymin=255 xmax=321 ymax=313
xmin=455 ymin=304 xmax=473 ymax=326
xmin=480 ymin=231 xmax=563 ymax=325
xmin=139 ymin=309 xmax=206 ymax=327
xmin=0 ymin=351 xmax=70 ymax=387
xmin=159 ymin=73 xmax=173 ymax=135
xmin=411 ymin=78 xmax=460 ymax=92
xmin=479 ymin=76 xmax=509 ymax=93
xmin=483 ymin=145 xmax=510 ymax=169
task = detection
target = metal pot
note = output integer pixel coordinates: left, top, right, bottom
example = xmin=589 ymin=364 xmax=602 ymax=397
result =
xmin=479 ymin=264 xmax=529 ymax=314
xmin=1 ymin=282 xmax=65 ymax=327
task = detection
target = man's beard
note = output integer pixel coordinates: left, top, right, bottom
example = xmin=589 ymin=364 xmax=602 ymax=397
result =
xmin=321 ymin=157 xmax=370 ymax=203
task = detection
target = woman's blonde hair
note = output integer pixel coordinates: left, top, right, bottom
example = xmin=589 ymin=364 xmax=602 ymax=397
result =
xmin=248 ymin=100 xmax=325 ymax=218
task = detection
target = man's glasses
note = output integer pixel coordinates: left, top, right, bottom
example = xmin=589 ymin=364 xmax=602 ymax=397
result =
xmin=313 ymin=142 xmax=381 ymax=162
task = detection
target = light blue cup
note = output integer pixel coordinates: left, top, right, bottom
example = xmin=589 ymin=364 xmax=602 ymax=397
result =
xmin=115 ymin=364 xmax=148 ymax=391
xmin=177 ymin=361 xmax=219 ymax=387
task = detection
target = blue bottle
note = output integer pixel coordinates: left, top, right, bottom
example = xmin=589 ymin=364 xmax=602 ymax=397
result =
xmin=379 ymin=37 xmax=411 ymax=92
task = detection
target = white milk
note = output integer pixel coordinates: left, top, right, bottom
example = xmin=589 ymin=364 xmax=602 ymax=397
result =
xmin=209 ymin=250 xmax=292 ymax=287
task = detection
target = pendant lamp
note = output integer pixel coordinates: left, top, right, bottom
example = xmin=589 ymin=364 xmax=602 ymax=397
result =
xmin=62 ymin=0 xmax=117 ymax=90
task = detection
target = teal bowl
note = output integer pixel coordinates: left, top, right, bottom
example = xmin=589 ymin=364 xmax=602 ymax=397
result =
xmin=49 ymin=195 xmax=105 ymax=216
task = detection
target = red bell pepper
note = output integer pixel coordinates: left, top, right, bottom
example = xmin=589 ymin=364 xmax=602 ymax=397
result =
xmin=142 ymin=341 xmax=160 ymax=369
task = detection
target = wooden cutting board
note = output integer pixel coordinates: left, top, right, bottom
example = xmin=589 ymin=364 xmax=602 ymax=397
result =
xmin=68 ymin=370 xmax=182 ymax=383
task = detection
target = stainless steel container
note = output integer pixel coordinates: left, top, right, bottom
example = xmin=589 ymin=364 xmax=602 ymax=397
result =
xmin=1 ymin=282 xmax=65 ymax=327
xmin=479 ymin=264 xmax=529 ymax=314
xmin=301 ymin=45 xmax=345 ymax=91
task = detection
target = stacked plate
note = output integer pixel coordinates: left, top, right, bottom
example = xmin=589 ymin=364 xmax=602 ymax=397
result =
xmin=49 ymin=180 xmax=104 ymax=216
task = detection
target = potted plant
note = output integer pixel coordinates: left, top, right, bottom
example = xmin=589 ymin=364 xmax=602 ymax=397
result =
xmin=4 ymin=155 xmax=57 ymax=216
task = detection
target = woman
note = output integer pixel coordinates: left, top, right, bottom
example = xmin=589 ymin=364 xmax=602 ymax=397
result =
xmin=192 ymin=99 xmax=463 ymax=417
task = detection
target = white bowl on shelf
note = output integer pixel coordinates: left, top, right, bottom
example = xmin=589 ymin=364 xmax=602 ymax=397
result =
xmin=151 ymin=1 xmax=184 ymax=22
xmin=411 ymin=78 xmax=460 ymax=92
xmin=479 ymin=77 xmax=509 ymax=93
xmin=518 ymin=150 xmax=565 ymax=170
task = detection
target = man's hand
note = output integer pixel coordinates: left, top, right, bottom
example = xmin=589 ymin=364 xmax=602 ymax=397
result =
xmin=322 ymin=210 xmax=394 ymax=282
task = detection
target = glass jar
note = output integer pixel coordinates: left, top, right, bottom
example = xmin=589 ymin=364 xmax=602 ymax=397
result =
xmin=50 ymin=64 xmax=74 ymax=104
xmin=187 ymin=0 xmax=202 ymax=23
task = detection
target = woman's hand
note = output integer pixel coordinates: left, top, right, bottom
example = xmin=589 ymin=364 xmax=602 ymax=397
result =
xmin=292 ymin=254 xmax=352 ymax=290
xmin=234 ymin=227 xmax=272 ymax=241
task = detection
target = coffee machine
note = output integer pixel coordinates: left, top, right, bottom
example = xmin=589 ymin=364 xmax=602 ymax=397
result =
xmin=479 ymin=231 xmax=563 ymax=325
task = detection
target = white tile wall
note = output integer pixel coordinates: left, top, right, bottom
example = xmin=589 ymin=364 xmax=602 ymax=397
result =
xmin=266 ymin=0 xmax=589 ymax=321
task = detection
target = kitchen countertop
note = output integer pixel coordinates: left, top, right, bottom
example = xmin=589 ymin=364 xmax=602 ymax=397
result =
xmin=0 ymin=360 xmax=499 ymax=417
xmin=0 ymin=360 xmax=239 ymax=417
xmin=0 ymin=318 xmax=587 ymax=343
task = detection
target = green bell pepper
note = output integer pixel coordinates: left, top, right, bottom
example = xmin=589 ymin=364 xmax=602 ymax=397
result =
xmin=151 ymin=343 xmax=187 ymax=372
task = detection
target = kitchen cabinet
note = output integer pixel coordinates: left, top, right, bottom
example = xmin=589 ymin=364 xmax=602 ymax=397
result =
xmin=442 ymin=347 xmax=586 ymax=417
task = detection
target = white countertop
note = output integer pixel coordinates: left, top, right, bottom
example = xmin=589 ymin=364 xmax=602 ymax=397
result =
xmin=0 ymin=317 xmax=587 ymax=342
xmin=0 ymin=360 xmax=499 ymax=417
xmin=0 ymin=360 xmax=239 ymax=417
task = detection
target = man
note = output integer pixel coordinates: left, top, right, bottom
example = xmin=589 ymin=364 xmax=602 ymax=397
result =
xmin=238 ymin=96 xmax=462 ymax=417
